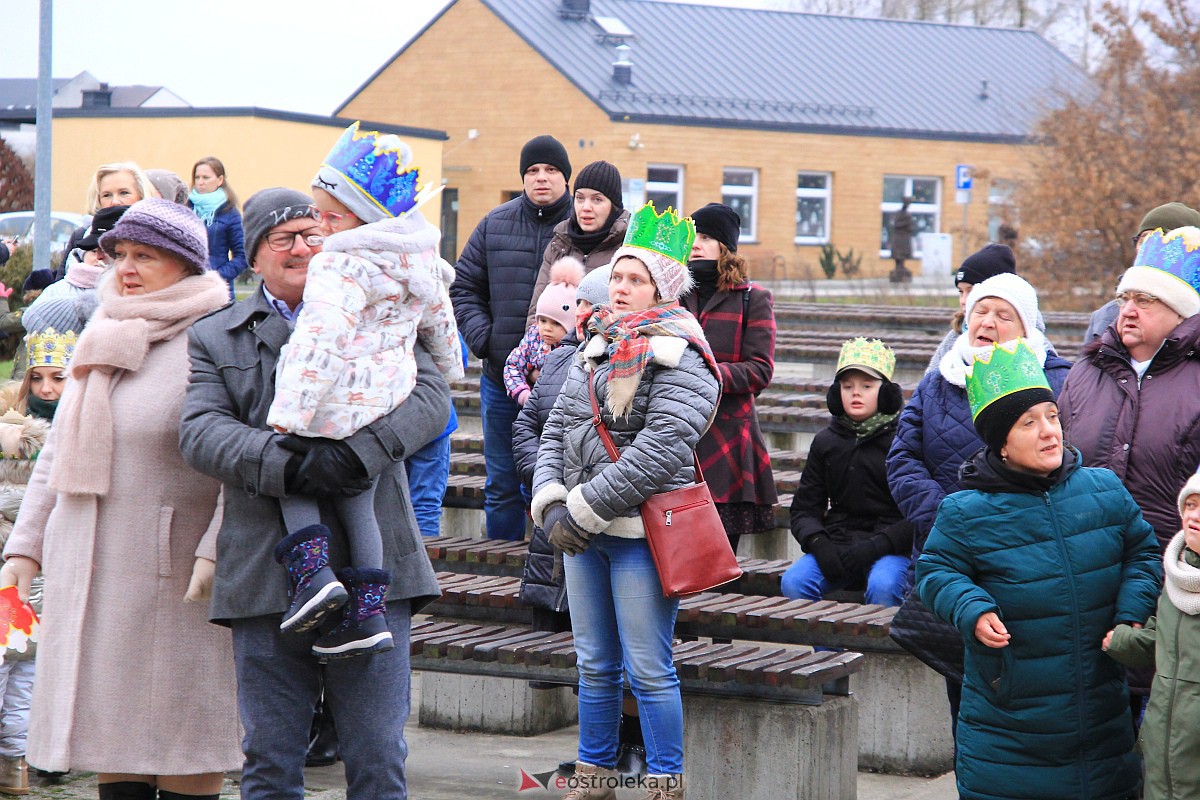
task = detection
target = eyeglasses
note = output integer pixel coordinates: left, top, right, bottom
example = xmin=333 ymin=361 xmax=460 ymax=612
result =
xmin=264 ymin=229 xmax=322 ymax=252
xmin=1116 ymin=291 xmax=1160 ymax=310
xmin=308 ymin=206 xmax=346 ymax=225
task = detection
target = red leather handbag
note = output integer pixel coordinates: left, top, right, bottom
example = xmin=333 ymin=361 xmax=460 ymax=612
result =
xmin=588 ymin=374 xmax=742 ymax=597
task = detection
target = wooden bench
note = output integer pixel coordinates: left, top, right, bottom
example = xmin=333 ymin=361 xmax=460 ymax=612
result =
xmin=423 ymin=571 xmax=953 ymax=775
xmin=410 ymin=619 xmax=863 ymax=800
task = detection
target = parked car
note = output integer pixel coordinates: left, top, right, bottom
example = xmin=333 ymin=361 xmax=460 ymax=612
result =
xmin=0 ymin=211 xmax=87 ymax=254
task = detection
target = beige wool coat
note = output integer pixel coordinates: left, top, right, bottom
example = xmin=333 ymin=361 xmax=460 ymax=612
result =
xmin=4 ymin=274 xmax=241 ymax=774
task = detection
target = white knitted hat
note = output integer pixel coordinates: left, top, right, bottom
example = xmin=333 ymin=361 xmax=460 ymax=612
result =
xmin=965 ymin=273 xmax=1046 ymax=354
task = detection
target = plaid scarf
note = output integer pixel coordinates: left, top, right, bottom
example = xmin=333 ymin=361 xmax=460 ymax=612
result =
xmin=586 ymin=302 xmax=720 ymax=417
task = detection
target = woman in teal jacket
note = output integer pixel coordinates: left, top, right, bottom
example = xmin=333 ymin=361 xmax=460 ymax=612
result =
xmin=916 ymin=338 xmax=1161 ymax=800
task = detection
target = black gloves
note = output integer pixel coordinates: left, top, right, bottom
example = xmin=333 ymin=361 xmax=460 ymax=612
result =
xmin=805 ymin=533 xmax=846 ymax=584
xmin=279 ymin=436 xmax=372 ymax=498
xmin=543 ymin=503 xmax=592 ymax=556
xmin=840 ymin=535 xmax=890 ymax=574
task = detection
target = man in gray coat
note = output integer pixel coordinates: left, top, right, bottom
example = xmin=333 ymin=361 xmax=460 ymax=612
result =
xmin=179 ymin=188 xmax=446 ymax=800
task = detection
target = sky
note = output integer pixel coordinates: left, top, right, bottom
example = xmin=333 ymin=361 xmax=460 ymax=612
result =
xmin=2 ymin=0 xmax=781 ymax=116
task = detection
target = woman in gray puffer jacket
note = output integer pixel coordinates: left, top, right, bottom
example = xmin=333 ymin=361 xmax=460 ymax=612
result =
xmin=531 ymin=204 xmax=719 ymax=800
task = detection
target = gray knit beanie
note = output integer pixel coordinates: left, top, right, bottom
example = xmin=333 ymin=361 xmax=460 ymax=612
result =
xmin=99 ymin=198 xmax=209 ymax=274
xmin=576 ymin=264 xmax=612 ymax=307
xmin=23 ymin=296 xmax=87 ymax=340
xmin=242 ymin=188 xmax=317 ymax=266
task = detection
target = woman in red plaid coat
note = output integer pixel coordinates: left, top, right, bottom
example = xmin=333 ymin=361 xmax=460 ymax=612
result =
xmin=682 ymin=203 xmax=778 ymax=552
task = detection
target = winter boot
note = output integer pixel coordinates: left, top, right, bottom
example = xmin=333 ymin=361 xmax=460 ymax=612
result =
xmin=615 ymin=712 xmax=647 ymax=777
xmin=0 ymin=756 xmax=26 ymax=796
xmin=273 ymin=525 xmax=348 ymax=633
xmin=561 ymin=761 xmax=617 ymax=800
xmin=312 ymin=568 xmax=394 ymax=661
xmin=641 ymin=773 xmax=684 ymax=800
xmin=96 ymin=782 xmax=154 ymax=800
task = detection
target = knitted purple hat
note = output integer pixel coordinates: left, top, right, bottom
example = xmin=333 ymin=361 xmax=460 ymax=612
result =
xmin=100 ymin=197 xmax=209 ymax=274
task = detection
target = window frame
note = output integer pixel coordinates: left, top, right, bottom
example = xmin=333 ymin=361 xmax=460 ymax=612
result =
xmin=722 ymin=167 xmax=759 ymax=244
xmin=880 ymin=175 xmax=941 ymax=257
xmin=794 ymin=171 xmax=832 ymax=245
xmin=645 ymin=164 xmax=684 ymax=213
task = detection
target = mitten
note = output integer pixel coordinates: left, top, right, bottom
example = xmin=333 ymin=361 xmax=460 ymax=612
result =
xmin=805 ymin=533 xmax=846 ymax=584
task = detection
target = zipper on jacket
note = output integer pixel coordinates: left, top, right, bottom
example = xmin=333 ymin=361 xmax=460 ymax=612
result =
xmin=1044 ymin=491 xmax=1090 ymax=795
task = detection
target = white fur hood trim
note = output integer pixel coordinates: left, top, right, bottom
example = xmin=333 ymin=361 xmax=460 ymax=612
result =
xmin=580 ymin=333 xmax=688 ymax=372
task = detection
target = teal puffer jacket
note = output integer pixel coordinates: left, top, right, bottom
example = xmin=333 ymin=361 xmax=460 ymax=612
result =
xmin=917 ymin=448 xmax=1161 ymax=800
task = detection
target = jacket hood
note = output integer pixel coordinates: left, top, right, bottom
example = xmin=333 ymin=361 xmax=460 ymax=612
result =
xmin=960 ymin=444 xmax=1080 ymax=494
xmin=320 ymin=211 xmax=454 ymax=291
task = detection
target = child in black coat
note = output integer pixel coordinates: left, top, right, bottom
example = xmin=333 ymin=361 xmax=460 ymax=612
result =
xmin=782 ymin=338 xmax=914 ymax=607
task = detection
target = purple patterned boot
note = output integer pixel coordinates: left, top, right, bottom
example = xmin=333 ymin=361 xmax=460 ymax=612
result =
xmin=311 ymin=568 xmax=394 ymax=661
xmin=273 ymin=525 xmax=348 ymax=633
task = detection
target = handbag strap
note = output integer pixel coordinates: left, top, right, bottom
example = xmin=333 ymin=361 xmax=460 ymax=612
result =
xmin=587 ymin=369 xmax=705 ymax=479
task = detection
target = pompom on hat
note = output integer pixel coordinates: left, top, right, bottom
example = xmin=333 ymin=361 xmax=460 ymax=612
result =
xmin=611 ymin=202 xmax=696 ymax=303
xmin=1117 ymin=226 xmax=1200 ymax=319
xmin=313 ymin=122 xmax=425 ymax=224
xmin=965 ymin=338 xmax=1055 ymax=453
xmin=99 ymin=197 xmax=209 ymax=274
xmin=536 ymin=257 xmax=584 ymax=333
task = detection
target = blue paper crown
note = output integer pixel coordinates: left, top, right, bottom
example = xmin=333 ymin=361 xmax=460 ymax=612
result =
xmin=322 ymin=122 xmax=423 ymax=218
xmin=1135 ymin=227 xmax=1200 ymax=292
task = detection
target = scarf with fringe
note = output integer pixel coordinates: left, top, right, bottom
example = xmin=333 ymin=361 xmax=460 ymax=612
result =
xmin=586 ymin=302 xmax=719 ymax=417
xmin=48 ymin=271 xmax=229 ymax=496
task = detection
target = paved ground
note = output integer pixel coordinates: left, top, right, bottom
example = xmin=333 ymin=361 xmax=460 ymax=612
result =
xmin=27 ymin=672 xmax=956 ymax=799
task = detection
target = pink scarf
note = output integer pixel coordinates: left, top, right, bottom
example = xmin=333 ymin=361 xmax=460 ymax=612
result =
xmin=48 ymin=271 xmax=229 ymax=496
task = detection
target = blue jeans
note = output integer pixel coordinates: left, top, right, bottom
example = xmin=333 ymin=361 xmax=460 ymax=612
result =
xmin=231 ymin=601 xmax=413 ymax=800
xmin=780 ymin=553 xmax=911 ymax=607
xmin=565 ymin=535 xmax=683 ymax=774
xmin=405 ymin=434 xmax=451 ymax=538
xmin=479 ymin=372 xmax=527 ymax=540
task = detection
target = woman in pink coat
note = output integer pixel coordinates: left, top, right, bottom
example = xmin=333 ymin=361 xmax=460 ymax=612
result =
xmin=0 ymin=199 xmax=240 ymax=800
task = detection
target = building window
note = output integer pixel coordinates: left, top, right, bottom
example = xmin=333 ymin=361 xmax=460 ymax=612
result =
xmin=880 ymin=176 xmax=940 ymax=255
xmin=988 ymin=178 xmax=1017 ymax=243
xmin=646 ymin=165 xmax=683 ymax=212
xmin=795 ymin=172 xmax=831 ymax=244
xmin=722 ymin=168 xmax=758 ymax=242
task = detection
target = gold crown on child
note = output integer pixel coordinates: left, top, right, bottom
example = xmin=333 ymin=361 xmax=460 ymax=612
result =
xmin=26 ymin=328 xmax=77 ymax=370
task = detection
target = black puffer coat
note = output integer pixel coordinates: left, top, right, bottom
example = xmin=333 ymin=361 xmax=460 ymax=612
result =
xmin=513 ymin=333 xmax=579 ymax=614
xmin=450 ymin=192 xmax=570 ymax=385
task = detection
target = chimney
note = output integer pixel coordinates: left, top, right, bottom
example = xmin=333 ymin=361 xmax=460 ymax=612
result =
xmin=82 ymin=83 xmax=112 ymax=109
xmin=613 ymin=44 xmax=633 ymax=85
xmin=560 ymin=0 xmax=589 ymax=20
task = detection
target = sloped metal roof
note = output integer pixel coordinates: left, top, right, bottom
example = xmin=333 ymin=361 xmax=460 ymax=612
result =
xmin=477 ymin=0 xmax=1090 ymax=142
xmin=0 ymin=78 xmax=71 ymax=110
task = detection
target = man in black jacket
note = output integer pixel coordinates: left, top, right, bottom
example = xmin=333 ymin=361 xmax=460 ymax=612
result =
xmin=450 ymin=134 xmax=572 ymax=540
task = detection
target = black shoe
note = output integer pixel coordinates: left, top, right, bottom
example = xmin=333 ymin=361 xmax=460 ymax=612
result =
xmin=616 ymin=743 xmax=647 ymax=777
xmin=556 ymin=760 xmax=576 ymax=777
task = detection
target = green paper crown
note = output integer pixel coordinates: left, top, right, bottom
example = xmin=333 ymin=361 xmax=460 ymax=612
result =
xmin=964 ymin=338 xmax=1051 ymax=421
xmin=836 ymin=337 xmax=896 ymax=380
xmin=621 ymin=202 xmax=696 ymax=265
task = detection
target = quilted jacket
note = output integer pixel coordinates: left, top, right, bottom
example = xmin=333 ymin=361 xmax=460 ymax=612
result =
xmin=530 ymin=334 xmax=720 ymax=538
xmin=1058 ymin=314 xmax=1200 ymax=552
xmin=887 ymin=352 xmax=1072 ymax=550
xmin=451 ymin=192 xmax=570 ymax=385
xmin=917 ymin=447 xmax=1160 ymax=800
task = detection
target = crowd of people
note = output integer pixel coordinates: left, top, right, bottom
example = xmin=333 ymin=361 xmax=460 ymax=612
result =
xmin=0 ymin=125 xmax=1195 ymax=800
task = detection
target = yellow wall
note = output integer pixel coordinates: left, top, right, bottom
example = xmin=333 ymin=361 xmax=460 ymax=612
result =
xmin=51 ymin=114 xmax=444 ymax=219
xmin=341 ymin=0 xmax=1035 ymax=278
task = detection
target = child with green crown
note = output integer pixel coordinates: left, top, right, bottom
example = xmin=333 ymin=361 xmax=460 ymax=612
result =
xmin=782 ymin=337 xmax=915 ymax=607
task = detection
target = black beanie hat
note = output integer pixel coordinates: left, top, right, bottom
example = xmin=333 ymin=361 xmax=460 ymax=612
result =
xmin=973 ymin=386 xmax=1056 ymax=454
xmin=691 ymin=202 xmax=741 ymax=253
xmin=519 ymin=135 xmax=572 ymax=183
xmin=77 ymin=205 xmax=130 ymax=250
xmin=22 ymin=269 xmax=54 ymax=293
xmin=954 ymin=243 xmax=1016 ymax=288
xmin=573 ymin=161 xmax=623 ymax=209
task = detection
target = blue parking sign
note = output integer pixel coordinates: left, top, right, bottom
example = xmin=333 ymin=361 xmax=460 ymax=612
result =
xmin=956 ymin=165 xmax=972 ymax=190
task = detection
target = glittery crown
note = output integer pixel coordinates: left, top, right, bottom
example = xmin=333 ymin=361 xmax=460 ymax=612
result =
xmin=26 ymin=327 xmax=77 ymax=371
xmin=621 ymin=203 xmax=696 ymax=267
xmin=321 ymin=122 xmax=423 ymax=218
xmin=964 ymin=338 xmax=1051 ymax=421
xmin=1134 ymin=227 xmax=1200 ymax=292
xmin=836 ymin=337 xmax=896 ymax=381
